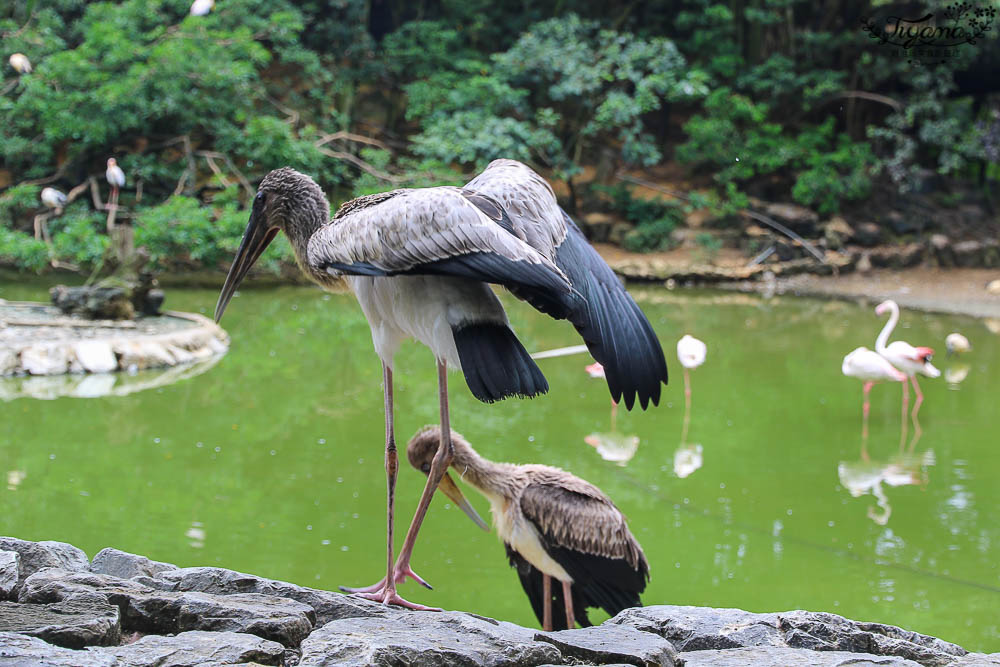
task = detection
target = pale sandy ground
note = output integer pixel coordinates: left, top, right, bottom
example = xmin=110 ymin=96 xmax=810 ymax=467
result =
xmin=756 ymin=268 xmax=1000 ymax=320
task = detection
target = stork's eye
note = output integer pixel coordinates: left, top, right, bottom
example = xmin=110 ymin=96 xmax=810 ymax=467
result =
xmin=421 ymin=463 xmax=431 ymax=473
xmin=255 ymin=191 xmax=266 ymax=202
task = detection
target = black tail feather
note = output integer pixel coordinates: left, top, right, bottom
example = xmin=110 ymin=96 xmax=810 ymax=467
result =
xmin=453 ymin=323 xmax=549 ymax=403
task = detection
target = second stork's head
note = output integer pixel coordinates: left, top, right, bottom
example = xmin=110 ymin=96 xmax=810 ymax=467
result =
xmin=215 ymin=168 xmax=330 ymax=322
xmin=407 ymin=426 xmax=490 ymax=531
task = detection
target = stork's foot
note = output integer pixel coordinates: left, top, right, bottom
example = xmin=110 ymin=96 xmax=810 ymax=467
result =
xmin=338 ymin=563 xmax=433 ymax=594
xmin=355 ymin=587 xmax=442 ymax=611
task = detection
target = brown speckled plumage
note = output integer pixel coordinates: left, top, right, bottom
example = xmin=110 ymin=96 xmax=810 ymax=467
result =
xmin=407 ymin=425 xmax=649 ymax=572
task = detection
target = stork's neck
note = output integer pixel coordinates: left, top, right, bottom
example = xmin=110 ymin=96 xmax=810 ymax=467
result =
xmin=283 ymin=201 xmax=336 ymax=288
xmin=875 ymin=302 xmax=899 ymax=354
xmin=450 ymin=443 xmax=519 ymax=501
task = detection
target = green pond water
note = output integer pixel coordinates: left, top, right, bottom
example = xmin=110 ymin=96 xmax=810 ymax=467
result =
xmin=1 ymin=280 xmax=998 ymax=651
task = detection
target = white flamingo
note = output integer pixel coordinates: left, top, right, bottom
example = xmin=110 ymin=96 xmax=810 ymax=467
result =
xmin=677 ymin=335 xmax=706 ymax=444
xmin=945 ymin=333 xmax=970 ymax=356
xmin=841 ymin=347 xmax=906 ymax=441
xmin=874 ymin=300 xmax=940 ymax=423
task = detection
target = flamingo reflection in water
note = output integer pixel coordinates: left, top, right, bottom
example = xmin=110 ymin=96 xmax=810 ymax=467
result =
xmin=583 ymin=361 xmax=639 ymax=466
xmin=838 ymin=446 xmax=935 ymax=525
xmin=673 ymin=335 xmax=706 ymax=478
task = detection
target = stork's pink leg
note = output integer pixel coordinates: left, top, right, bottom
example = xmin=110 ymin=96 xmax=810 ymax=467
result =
xmin=562 ymin=580 xmax=576 ymax=629
xmin=610 ymin=398 xmax=618 ymax=431
xmin=542 ymin=574 xmax=553 ymax=631
xmin=343 ymin=360 xmax=453 ymax=610
xmin=340 ymin=364 xmax=437 ymax=610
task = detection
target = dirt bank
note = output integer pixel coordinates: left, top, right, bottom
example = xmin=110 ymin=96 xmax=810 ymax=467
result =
xmin=731 ymin=267 xmax=1000 ymax=320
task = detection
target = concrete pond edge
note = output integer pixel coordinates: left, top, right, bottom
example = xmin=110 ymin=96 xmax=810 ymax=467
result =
xmin=0 ymin=537 xmax=997 ymax=666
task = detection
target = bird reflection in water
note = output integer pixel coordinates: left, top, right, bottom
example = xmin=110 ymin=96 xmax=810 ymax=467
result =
xmin=583 ymin=362 xmax=640 ymax=466
xmin=944 ymin=363 xmax=971 ymax=388
xmin=673 ymin=444 xmax=703 ymax=478
xmin=838 ymin=445 xmax=935 ymax=525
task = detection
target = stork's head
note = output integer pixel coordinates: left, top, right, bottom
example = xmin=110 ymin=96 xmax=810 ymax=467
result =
xmin=107 ymin=158 xmax=117 ymax=168
xmin=407 ymin=426 xmax=489 ymax=531
xmin=214 ymin=167 xmax=330 ymax=322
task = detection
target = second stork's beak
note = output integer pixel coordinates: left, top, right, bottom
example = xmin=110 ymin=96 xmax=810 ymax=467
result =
xmin=438 ymin=472 xmax=490 ymax=531
xmin=215 ymin=203 xmax=279 ymax=323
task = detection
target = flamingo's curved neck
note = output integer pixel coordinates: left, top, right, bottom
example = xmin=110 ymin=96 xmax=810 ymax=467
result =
xmin=876 ymin=302 xmax=899 ymax=354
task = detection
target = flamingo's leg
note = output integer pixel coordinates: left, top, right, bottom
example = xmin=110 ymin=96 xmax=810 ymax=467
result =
xmin=910 ymin=375 xmax=924 ymax=418
xmin=562 ymin=581 xmax=576 ymax=630
xmin=899 ymin=378 xmax=910 ymax=451
xmin=680 ymin=367 xmax=692 ymax=445
xmin=861 ymin=381 xmax=873 ymax=447
xmin=542 ymin=574 xmax=553 ymax=632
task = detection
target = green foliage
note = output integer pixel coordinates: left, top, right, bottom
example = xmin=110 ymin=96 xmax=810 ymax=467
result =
xmin=594 ymin=183 xmax=683 ymax=253
xmin=48 ymin=207 xmax=109 ymax=267
xmin=678 ymin=90 xmax=876 ymax=214
xmin=693 ymin=232 xmax=722 ymax=264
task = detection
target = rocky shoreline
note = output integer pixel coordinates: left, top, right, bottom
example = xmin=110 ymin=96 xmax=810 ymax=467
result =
xmin=0 ymin=537 xmax=996 ymax=666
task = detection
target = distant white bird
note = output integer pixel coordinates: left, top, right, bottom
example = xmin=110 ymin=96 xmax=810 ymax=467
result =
xmin=190 ymin=0 xmax=215 ymax=15
xmin=9 ymin=53 xmax=31 ymax=74
xmin=875 ymin=300 xmax=940 ymax=420
xmin=841 ymin=346 xmax=906 ymax=439
xmin=105 ymin=158 xmax=125 ymax=208
xmin=673 ymin=443 xmax=703 ymax=478
xmin=677 ymin=334 xmax=706 ymax=444
xmin=40 ymin=187 xmax=68 ymax=211
xmin=945 ymin=333 xmax=970 ymax=356
xmin=676 ymin=335 xmax=707 ymax=370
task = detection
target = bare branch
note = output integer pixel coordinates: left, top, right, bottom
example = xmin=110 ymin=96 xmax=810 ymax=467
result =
xmin=314 ymin=131 xmax=390 ymax=151
xmin=316 ymin=147 xmax=403 ymax=183
xmin=195 ymin=150 xmax=254 ymax=198
xmin=832 ymin=90 xmax=903 ymax=113
xmin=265 ymin=92 xmax=300 ymax=126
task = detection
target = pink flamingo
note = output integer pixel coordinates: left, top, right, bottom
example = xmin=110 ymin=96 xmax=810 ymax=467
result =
xmin=874 ymin=300 xmax=940 ymax=426
xmin=841 ymin=346 xmax=906 ymax=445
xmin=585 ymin=361 xmax=618 ymax=423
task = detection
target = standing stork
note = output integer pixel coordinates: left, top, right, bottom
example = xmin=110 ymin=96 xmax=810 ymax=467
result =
xmin=406 ymin=426 xmax=649 ymax=630
xmin=105 ymin=158 xmax=126 ymax=209
xmin=190 ymin=0 xmax=215 ymax=15
xmin=9 ymin=53 xmax=31 ymax=74
xmin=214 ymin=160 xmax=669 ymax=610
xmin=874 ymin=300 xmax=940 ymax=422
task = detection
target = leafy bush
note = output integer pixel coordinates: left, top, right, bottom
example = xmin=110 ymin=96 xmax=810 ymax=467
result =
xmin=593 ymin=183 xmax=683 ymax=253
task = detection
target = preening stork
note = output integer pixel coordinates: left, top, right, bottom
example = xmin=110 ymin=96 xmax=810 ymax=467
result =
xmin=406 ymin=426 xmax=649 ymax=630
xmin=9 ymin=53 xmax=31 ymax=74
xmin=40 ymin=187 xmax=68 ymax=211
xmin=214 ymin=159 xmax=668 ymax=609
xmin=874 ymin=300 xmax=940 ymax=421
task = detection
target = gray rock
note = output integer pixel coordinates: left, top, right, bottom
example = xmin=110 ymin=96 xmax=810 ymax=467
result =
xmin=299 ymin=611 xmax=562 ymax=666
xmin=947 ymin=654 xmax=1000 ymax=666
xmin=0 ymin=599 xmax=120 ymax=649
xmin=146 ymin=566 xmax=391 ymax=625
xmin=536 ymin=623 xmax=678 ymax=666
xmin=0 ymin=551 xmax=18 ymax=600
xmin=953 ymin=240 xmax=984 ymax=268
xmin=96 ymin=630 xmax=285 ymax=666
xmin=128 ymin=591 xmax=313 ymax=648
xmin=853 ymin=222 xmax=883 ymax=247
xmin=0 ymin=632 xmax=118 ymax=666
xmin=0 ymin=538 xmax=89 ymax=595
xmin=90 ymin=547 xmax=177 ymax=580
xmin=20 ymin=568 xmax=314 ymax=648
xmin=681 ymin=646 xmax=923 ymax=666
xmin=763 ymin=202 xmax=819 ymax=236
xmin=610 ymin=606 xmax=966 ymax=666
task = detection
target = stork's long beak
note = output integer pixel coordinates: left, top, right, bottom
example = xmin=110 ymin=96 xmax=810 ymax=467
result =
xmin=215 ymin=206 xmax=278 ymax=322
xmin=437 ymin=472 xmax=490 ymax=531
